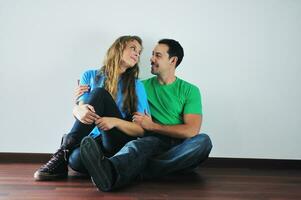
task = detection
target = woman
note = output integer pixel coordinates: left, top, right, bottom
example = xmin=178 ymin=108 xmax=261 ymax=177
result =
xmin=34 ymin=35 xmax=149 ymax=181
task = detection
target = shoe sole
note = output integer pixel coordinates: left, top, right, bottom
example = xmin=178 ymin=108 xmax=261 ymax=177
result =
xmin=34 ymin=171 xmax=67 ymax=181
xmin=80 ymin=136 xmax=112 ymax=191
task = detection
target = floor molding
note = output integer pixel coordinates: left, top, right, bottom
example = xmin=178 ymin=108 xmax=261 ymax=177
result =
xmin=0 ymin=153 xmax=51 ymax=163
xmin=201 ymin=157 xmax=301 ymax=169
xmin=0 ymin=152 xmax=300 ymax=169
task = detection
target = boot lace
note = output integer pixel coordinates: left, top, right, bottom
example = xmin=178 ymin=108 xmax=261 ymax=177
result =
xmin=41 ymin=149 xmax=69 ymax=171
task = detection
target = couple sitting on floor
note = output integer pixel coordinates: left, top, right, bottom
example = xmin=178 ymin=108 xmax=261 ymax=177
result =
xmin=34 ymin=35 xmax=212 ymax=192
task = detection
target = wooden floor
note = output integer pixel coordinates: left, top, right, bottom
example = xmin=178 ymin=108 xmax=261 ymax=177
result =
xmin=0 ymin=163 xmax=301 ymax=200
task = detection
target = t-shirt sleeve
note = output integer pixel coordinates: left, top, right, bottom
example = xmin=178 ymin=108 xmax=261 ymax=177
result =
xmin=135 ymin=80 xmax=151 ymax=115
xmin=183 ymin=86 xmax=202 ymax=115
xmin=77 ymin=70 xmax=92 ymax=103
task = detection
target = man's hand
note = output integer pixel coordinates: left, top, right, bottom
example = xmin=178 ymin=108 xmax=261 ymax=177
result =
xmin=73 ymin=104 xmax=100 ymax=124
xmin=95 ymin=117 xmax=118 ymax=131
xmin=132 ymin=111 xmax=155 ymax=131
xmin=75 ymin=85 xmax=90 ymax=101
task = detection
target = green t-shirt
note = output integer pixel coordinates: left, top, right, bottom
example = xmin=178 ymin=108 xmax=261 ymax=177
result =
xmin=142 ymin=77 xmax=202 ymax=125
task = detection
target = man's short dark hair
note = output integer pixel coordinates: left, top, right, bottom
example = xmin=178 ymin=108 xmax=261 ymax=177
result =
xmin=158 ymin=39 xmax=184 ymax=68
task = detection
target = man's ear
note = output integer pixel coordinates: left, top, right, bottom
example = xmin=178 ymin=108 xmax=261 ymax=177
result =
xmin=170 ymin=56 xmax=178 ymax=65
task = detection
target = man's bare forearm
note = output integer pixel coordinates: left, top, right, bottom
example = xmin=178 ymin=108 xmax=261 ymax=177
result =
xmin=149 ymin=123 xmax=200 ymax=139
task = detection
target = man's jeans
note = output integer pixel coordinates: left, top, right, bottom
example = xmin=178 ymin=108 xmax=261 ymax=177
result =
xmin=109 ymin=133 xmax=212 ymax=189
xmin=142 ymin=133 xmax=212 ymax=179
xmin=70 ymin=133 xmax=212 ymax=177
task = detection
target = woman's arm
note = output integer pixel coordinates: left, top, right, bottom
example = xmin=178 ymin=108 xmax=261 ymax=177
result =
xmin=73 ymin=103 xmax=100 ymax=124
xmin=95 ymin=117 xmax=144 ymax=137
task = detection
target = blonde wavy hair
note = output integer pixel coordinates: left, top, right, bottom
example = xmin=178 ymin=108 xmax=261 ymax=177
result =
xmin=97 ymin=35 xmax=142 ymax=117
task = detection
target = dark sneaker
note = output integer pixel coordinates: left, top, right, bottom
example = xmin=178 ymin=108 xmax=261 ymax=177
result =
xmin=80 ymin=136 xmax=115 ymax=192
xmin=34 ymin=149 xmax=68 ymax=181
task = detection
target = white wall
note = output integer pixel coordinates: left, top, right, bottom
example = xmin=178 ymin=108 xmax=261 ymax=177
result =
xmin=0 ymin=0 xmax=300 ymax=159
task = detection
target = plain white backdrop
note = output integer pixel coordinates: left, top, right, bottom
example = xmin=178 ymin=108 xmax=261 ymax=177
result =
xmin=0 ymin=0 xmax=300 ymax=159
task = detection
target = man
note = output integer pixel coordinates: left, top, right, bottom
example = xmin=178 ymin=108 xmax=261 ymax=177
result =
xmin=79 ymin=39 xmax=212 ymax=191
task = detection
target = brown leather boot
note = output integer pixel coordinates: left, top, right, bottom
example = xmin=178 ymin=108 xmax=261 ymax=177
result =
xmin=34 ymin=134 xmax=77 ymax=181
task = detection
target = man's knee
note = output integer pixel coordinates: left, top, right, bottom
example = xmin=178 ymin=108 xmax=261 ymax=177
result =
xmin=198 ymin=133 xmax=212 ymax=147
xmin=187 ymin=133 xmax=213 ymax=154
xmin=182 ymin=133 xmax=212 ymax=168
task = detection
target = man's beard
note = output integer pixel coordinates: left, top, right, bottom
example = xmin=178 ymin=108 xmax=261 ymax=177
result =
xmin=151 ymin=62 xmax=159 ymax=75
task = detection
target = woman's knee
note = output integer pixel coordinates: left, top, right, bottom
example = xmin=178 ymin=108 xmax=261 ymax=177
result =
xmin=68 ymin=148 xmax=87 ymax=173
xmin=90 ymin=87 xmax=110 ymax=98
xmin=92 ymin=87 xmax=106 ymax=94
xmin=87 ymin=87 xmax=115 ymax=107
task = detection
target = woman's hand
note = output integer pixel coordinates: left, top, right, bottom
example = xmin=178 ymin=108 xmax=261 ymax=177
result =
xmin=73 ymin=104 xmax=100 ymax=124
xmin=74 ymin=85 xmax=90 ymax=101
xmin=95 ymin=117 xmax=119 ymax=131
xmin=132 ymin=111 xmax=155 ymax=131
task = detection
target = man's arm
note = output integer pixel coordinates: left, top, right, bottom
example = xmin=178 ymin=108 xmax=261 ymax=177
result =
xmin=133 ymin=113 xmax=202 ymax=139
xmin=152 ymin=114 xmax=202 ymax=138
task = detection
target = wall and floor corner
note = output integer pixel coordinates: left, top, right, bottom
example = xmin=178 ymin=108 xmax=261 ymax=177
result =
xmin=0 ymin=0 xmax=300 ymax=160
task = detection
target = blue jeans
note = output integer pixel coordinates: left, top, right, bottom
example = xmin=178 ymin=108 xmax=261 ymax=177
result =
xmin=70 ymin=133 xmax=212 ymax=176
xmin=142 ymin=133 xmax=212 ymax=179
xmin=67 ymin=88 xmax=135 ymax=173
xmin=109 ymin=133 xmax=212 ymax=189
xmin=69 ymin=136 xmax=102 ymax=173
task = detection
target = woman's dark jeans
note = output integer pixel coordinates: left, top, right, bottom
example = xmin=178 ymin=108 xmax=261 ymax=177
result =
xmin=66 ymin=88 xmax=135 ymax=173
